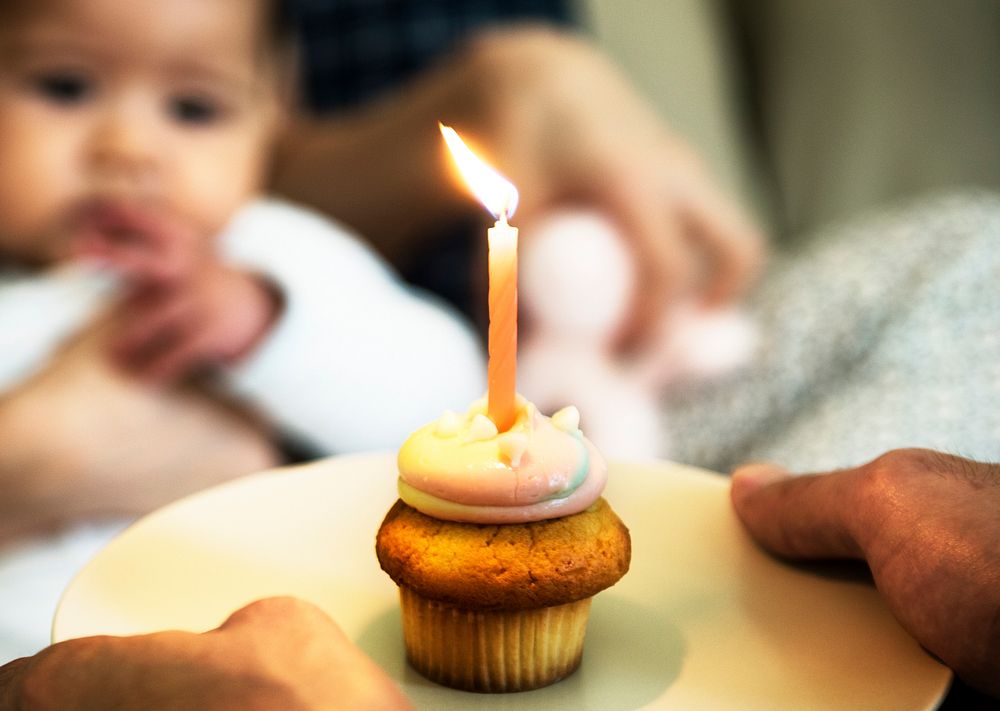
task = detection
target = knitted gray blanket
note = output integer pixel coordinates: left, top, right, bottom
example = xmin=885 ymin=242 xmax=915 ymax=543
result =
xmin=665 ymin=191 xmax=1000 ymax=473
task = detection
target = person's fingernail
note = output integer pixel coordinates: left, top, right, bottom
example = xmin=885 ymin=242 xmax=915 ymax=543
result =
xmin=731 ymin=463 xmax=791 ymax=496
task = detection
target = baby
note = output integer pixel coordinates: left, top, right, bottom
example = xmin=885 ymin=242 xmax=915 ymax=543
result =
xmin=0 ymin=0 xmax=484 ymax=657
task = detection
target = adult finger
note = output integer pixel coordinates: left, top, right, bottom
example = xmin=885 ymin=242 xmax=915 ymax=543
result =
xmin=0 ymin=657 xmax=30 ymax=711
xmin=216 ymin=598 xmax=416 ymax=710
xmin=216 ymin=597 xmax=340 ymax=637
xmin=730 ymin=463 xmax=866 ymax=560
xmin=675 ymin=178 xmax=766 ymax=306
xmin=603 ymin=174 xmax=693 ymax=351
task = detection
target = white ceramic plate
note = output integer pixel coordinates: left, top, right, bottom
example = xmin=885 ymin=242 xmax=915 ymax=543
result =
xmin=54 ymin=454 xmax=949 ymax=710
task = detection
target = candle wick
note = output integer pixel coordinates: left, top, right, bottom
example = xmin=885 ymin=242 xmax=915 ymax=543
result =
xmin=498 ymin=210 xmax=509 ymax=227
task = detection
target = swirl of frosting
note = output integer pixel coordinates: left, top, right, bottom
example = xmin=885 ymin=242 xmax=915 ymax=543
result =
xmin=397 ymin=396 xmax=607 ymax=523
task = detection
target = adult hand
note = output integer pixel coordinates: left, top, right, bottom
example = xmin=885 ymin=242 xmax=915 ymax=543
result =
xmin=467 ymin=27 xmax=765 ymax=347
xmin=273 ymin=25 xmax=763 ymax=349
xmin=730 ymin=448 xmax=1000 ymax=697
xmin=0 ymin=597 xmax=412 ymax=711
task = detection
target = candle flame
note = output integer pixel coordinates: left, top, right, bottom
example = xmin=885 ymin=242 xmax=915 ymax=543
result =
xmin=440 ymin=123 xmax=519 ymax=219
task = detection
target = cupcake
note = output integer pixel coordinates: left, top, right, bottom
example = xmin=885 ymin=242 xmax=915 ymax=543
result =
xmin=376 ymin=396 xmax=630 ymax=692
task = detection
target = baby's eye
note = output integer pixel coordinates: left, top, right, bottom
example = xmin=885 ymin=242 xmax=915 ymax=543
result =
xmin=33 ymin=72 xmax=93 ymax=105
xmin=169 ymin=95 xmax=223 ymax=125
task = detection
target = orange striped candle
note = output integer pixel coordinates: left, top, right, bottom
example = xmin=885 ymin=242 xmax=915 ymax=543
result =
xmin=440 ymin=124 xmax=520 ymax=431
xmin=486 ymin=213 xmax=518 ymax=431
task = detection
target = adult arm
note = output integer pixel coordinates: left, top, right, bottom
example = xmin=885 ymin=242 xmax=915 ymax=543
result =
xmin=272 ymin=25 xmax=763 ymax=347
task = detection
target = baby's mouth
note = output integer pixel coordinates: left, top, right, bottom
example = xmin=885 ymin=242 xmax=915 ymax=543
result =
xmin=76 ymin=199 xmax=156 ymax=242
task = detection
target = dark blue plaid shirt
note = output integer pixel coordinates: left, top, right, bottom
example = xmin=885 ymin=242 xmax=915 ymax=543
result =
xmin=292 ymin=0 xmax=575 ymax=112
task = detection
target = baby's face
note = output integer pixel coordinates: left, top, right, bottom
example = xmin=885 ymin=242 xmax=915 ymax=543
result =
xmin=0 ymin=0 xmax=281 ymax=265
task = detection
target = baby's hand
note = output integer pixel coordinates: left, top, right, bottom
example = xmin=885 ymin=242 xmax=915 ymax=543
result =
xmin=76 ymin=201 xmax=202 ymax=289
xmin=76 ymin=203 xmax=280 ymax=382
xmin=111 ymin=263 xmax=280 ymax=382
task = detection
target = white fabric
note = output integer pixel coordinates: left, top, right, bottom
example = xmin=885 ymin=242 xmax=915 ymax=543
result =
xmin=518 ymin=209 xmax=755 ymax=461
xmin=665 ymin=191 xmax=1000 ymax=472
xmin=0 ymin=265 xmax=118 ymax=395
xmin=0 ymin=198 xmax=486 ymax=452
xmin=221 ymin=200 xmax=486 ymax=453
xmin=0 ymin=521 xmax=128 ymax=662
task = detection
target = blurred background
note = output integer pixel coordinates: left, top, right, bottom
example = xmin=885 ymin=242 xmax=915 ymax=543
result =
xmin=1 ymin=0 xmax=998 ymax=675
xmin=349 ymin=0 xmax=999 ymax=469
xmin=583 ymin=0 xmax=1000 ymax=240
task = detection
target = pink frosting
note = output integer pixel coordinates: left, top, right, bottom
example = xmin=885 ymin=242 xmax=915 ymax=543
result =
xmin=396 ymin=401 xmax=607 ymax=524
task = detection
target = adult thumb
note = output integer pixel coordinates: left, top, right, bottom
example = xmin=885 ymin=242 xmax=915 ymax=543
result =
xmin=730 ymin=463 xmax=865 ymax=559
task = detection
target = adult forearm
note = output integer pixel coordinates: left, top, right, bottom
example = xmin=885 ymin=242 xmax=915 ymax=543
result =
xmin=270 ymin=54 xmax=487 ymax=262
xmin=269 ymin=24 xmax=591 ymax=264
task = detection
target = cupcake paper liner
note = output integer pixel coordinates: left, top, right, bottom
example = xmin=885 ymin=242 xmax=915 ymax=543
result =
xmin=399 ymin=586 xmax=592 ymax=693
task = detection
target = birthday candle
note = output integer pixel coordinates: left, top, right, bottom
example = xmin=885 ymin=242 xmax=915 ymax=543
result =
xmin=440 ymin=124 xmax=519 ymax=431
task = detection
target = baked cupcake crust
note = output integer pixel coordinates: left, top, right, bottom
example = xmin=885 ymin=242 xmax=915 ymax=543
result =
xmin=376 ymin=498 xmax=631 ymax=610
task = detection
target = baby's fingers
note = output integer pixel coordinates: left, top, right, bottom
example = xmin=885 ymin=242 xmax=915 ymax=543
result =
xmin=112 ymin=293 xmax=200 ymax=379
xmin=137 ymin=329 xmax=219 ymax=383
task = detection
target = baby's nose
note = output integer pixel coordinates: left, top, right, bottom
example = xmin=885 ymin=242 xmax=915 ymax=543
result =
xmin=87 ymin=100 xmax=163 ymax=188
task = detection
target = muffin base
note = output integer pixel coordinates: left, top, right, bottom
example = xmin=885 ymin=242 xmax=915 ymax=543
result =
xmin=399 ymin=586 xmax=592 ymax=693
